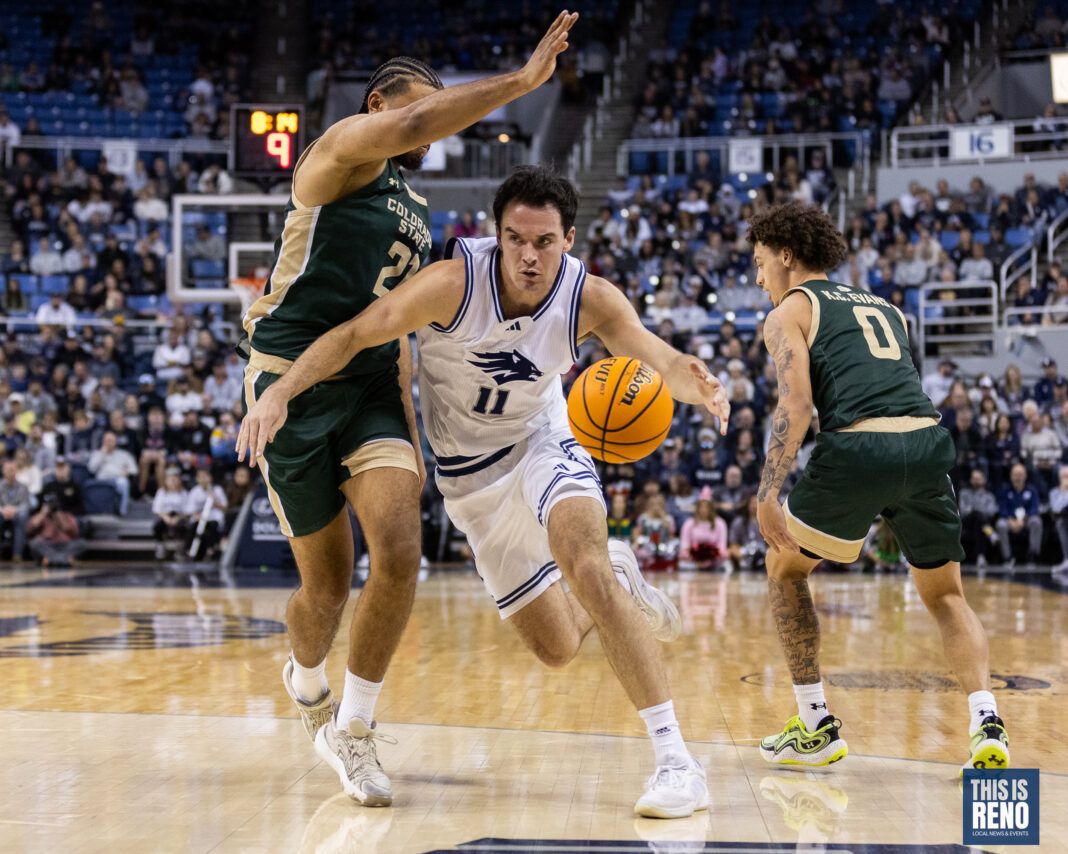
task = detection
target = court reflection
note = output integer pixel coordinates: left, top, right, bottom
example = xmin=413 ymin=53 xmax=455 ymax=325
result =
xmin=759 ymin=773 xmax=849 ymax=845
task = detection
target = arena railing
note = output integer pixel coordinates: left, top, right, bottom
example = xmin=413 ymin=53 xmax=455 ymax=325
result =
xmin=889 ymin=118 xmax=1067 ymax=168
xmin=567 ymin=1 xmax=644 ymax=180
xmin=4 ymin=136 xmax=229 ymax=171
xmin=999 ymin=241 xmax=1038 ymax=300
xmin=0 ymin=314 xmax=238 ymax=338
xmin=917 ymin=279 xmax=999 ymax=357
xmin=616 ymin=132 xmax=871 ymax=200
xmin=1047 ymin=207 xmax=1068 ymax=267
xmin=1002 ymin=304 xmax=1068 ymax=327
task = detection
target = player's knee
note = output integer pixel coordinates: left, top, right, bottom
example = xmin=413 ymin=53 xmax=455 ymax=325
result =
xmin=566 ymin=555 xmax=617 ymax=614
xmin=302 ymin=576 xmax=350 ymax=613
xmin=765 ymin=548 xmax=810 ymax=582
xmin=532 ymin=639 xmax=577 ymax=669
xmin=366 ymin=528 xmax=422 ymax=582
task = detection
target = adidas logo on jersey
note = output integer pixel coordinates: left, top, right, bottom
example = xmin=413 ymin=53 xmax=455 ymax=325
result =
xmin=505 ymin=321 xmax=521 ymax=332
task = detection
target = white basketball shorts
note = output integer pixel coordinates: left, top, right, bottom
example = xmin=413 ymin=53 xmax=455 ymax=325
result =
xmin=434 ymin=423 xmax=606 ymax=618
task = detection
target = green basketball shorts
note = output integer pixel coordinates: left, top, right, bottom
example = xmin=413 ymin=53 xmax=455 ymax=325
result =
xmin=783 ymin=421 xmax=965 ymax=568
xmin=241 ymin=362 xmax=416 ymax=538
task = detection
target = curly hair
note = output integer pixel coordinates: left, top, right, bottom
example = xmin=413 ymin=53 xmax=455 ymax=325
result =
xmin=745 ymin=202 xmax=847 ymax=272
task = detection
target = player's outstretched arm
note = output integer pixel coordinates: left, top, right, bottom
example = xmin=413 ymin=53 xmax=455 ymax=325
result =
xmin=755 ymin=294 xmax=814 ymax=553
xmin=236 ymin=259 xmax=466 ymax=466
xmin=578 ymin=275 xmax=730 ymax=433
xmin=315 ymin=11 xmax=576 ymax=171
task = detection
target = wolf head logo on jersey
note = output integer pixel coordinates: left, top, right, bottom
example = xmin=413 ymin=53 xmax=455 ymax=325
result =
xmin=468 ymin=349 xmax=544 ymax=385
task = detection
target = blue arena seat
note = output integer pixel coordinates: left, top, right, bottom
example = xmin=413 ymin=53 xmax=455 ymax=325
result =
xmin=1005 ymin=227 xmax=1033 ymax=248
xmin=40 ymin=274 xmax=70 ymax=294
xmin=8 ymin=273 xmax=38 ymax=293
xmin=84 ymin=481 xmax=120 ymax=515
xmin=191 ymin=259 xmax=226 ymax=278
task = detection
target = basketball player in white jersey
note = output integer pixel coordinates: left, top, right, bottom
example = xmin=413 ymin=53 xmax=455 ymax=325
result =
xmin=239 ymin=166 xmax=730 ymax=817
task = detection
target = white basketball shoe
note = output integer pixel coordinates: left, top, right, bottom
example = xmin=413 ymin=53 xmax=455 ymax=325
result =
xmin=634 ymin=754 xmax=710 ymax=818
xmin=315 ymin=716 xmax=396 ymax=807
xmin=609 ymin=539 xmax=682 ymax=642
xmin=281 ymin=656 xmax=337 ymax=743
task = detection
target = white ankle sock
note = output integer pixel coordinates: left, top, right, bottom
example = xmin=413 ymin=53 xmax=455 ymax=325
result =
xmin=639 ymin=700 xmax=690 ymax=767
xmin=336 ymin=669 xmax=383 ymax=728
xmin=290 ymin=655 xmax=328 ymax=703
xmin=794 ymin=682 xmax=830 ymax=731
xmin=968 ymin=690 xmax=998 ymax=733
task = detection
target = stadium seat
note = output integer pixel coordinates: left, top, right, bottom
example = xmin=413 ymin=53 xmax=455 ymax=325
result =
xmin=191 ymin=259 xmax=226 ymax=278
xmin=69 ymin=464 xmax=90 ymax=487
xmin=1005 ymin=227 xmax=1033 ymax=248
xmin=9 ymin=273 xmax=38 ymax=293
xmin=84 ymin=481 xmax=120 ymax=515
xmin=940 ymin=231 xmax=960 ymax=251
xmin=40 ymin=274 xmax=70 ymax=294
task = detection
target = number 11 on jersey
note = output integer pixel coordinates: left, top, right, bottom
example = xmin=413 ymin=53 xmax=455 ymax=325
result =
xmin=473 ymin=387 xmax=510 ymax=415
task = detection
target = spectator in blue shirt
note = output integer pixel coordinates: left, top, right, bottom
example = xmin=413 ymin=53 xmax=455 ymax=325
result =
xmin=995 ymin=463 xmax=1043 ymax=566
xmin=1033 ymin=357 xmax=1065 ymax=408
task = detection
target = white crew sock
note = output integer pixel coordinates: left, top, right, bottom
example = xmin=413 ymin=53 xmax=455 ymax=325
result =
xmin=968 ymin=690 xmax=999 ymax=733
xmin=639 ymin=700 xmax=691 ymax=767
xmin=290 ymin=654 xmax=329 ymax=703
xmin=336 ymin=669 xmax=384 ymax=728
xmin=794 ymin=681 xmax=830 ymax=731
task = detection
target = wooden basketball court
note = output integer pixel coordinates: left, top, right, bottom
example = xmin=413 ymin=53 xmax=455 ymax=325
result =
xmin=1 ymin=566 xmax=1064 ymax=852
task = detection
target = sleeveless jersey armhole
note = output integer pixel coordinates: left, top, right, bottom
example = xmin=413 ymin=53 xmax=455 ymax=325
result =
xmin=430 ymin=237 xmax=474 ymax=334
xmin=568 ymin=261 xmax=588 ymax=364
xmin=782 ymin=286 xmax=820 ymax=349
xmin=890 ymin=303 xmax=910 ymax=340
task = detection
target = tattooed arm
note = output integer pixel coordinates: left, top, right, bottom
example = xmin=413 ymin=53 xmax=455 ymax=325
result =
xmin=756 ymin=293 xmax=814 ymax=553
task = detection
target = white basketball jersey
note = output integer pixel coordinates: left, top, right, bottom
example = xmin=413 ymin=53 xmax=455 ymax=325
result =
xmin=415 ymin=236 xmax=587 ymax=473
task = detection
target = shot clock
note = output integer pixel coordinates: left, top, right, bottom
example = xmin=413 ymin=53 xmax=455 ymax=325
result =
xmin=230 ymin=103 xmax=305 ymax=177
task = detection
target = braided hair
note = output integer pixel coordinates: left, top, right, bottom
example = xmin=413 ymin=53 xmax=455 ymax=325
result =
xmin=359 ymin=57 xmax=443 ymax=113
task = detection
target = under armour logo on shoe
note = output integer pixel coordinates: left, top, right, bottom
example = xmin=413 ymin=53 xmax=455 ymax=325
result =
xmin=810 ymin=702 xmax=828 ymax=710
xmin=989 ymin=755 xmax=1005 ymax=766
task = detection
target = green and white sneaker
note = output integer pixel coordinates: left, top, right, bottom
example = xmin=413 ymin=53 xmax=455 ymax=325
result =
xmin=962 ymin=714 xmax=1010 ymax=775
xmin=760 ymin=715 xmax=848 ymax=767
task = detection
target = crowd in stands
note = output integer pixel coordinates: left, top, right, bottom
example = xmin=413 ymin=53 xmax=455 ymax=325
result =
xmin=1006 ymin=3 xmax=1068 ymax=51
xmin=0 ymin=302 xmax=253 ymax=564
xmin=553 ymin=157 xmax=1068 ymax=574
xmin=634 ymin=0 xmax=983 ymax=141
xmin=0 ymin=1 xmax=254 ymax=143
xmin=309 ymin=0 xmax=618 ymax=76
xmin=586 ymin=163 xmax=1068 ymax=334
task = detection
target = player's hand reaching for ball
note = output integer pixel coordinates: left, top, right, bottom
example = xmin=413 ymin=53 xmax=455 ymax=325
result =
xmin=520 ymin=10 xmax=579 ymax=90
xmin=236 ymin=387 xmax=290 ymax=468
xmin=684 ymin=357 xmax=731 ymax=435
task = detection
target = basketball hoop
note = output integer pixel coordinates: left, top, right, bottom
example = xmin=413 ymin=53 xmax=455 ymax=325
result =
xmin=229 ymin=271 xmax=268 ymax=314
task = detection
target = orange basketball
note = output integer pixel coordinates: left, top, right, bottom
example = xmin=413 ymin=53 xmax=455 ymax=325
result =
xmin=567 ymin=357 xmax=674 ymax=463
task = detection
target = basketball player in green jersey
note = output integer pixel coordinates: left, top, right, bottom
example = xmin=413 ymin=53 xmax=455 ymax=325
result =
xmin=749 ymin=203 xmax=1010 ymax=774
xmin=239 ymin=12 xmax=579 ymax=806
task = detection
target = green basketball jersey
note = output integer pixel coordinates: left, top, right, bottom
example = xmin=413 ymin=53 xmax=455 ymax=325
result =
xmin=242 ymin=157 xmax=432 ymax=377
xmin=785 ymin=279 xmax=937 ymax=432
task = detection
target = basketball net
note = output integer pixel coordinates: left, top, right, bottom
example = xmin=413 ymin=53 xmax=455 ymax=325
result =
xmin=229 ymin=266 xmax=269 ymax=316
